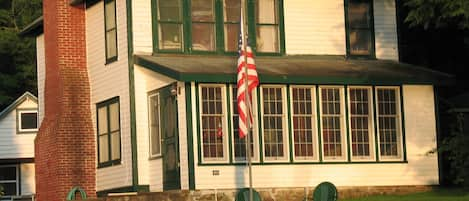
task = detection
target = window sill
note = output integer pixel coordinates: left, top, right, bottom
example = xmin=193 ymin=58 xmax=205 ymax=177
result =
xmin=17 ymin=130 xmax=38 ymax=134
xmin=149 ymin=155 xmax=162 ymax=160
xmin=98 ymin=159 xmax=121 ymax=169
xmin=105 ymin=56 xmax=118 ymax=65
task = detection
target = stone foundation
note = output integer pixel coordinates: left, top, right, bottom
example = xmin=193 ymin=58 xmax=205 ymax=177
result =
xmin=85 ymin=185 xmax=435 ymax=201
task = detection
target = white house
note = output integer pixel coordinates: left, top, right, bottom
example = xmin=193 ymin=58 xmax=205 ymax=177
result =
xmin=0 ymin=92 xmax=37 ymax=201
xmin=21 ymin=0 xmax=452 ymax=198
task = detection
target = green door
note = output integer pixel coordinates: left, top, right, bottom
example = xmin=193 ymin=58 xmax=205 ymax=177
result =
xmin=160 ymin=84 xmax=181 ymax=190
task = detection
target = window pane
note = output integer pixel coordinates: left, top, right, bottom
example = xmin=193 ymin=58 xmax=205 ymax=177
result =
xmin=0 ymin=183 xmax=17 ymax=196
xmin=158 ymin=0 xmax=182 ymax=21
xmin=349 ymin=88 xmax=372 ymax=158
xmin=106 ymin=29 xmax=117 ymax=58
xmin=224 ymin=0 xmax=240 ymax=22
xmin=159 ymin=23 xmax=183 ymax=50
xmin=349 ymin=29 xmax=370 ymax=55
xmin=111 ymin=131 xmax=120 ymax=160
xmin=257 ymin=0 xmax=277 ymax=24
xmin=224 ymin=24 xmax=240 ymax=52
xmin=262 ymin=87 xmax=285 ymax=159
xmin=348 ymin=1 xmax=372 ymax=56
xmin=292 ymin=87 xmax=315 ymax=160
xmin=192 ymin=0 xmax=215 ymax=22
xmin=348 ymin=3 xmax=370 ymax=28
xmin=98 ymin=107 xmax=108 ymax=135
xmin=99 ymin=135 xmax=109 ymax=163
xmin=105 ymin=1 xmax=116 ymax=29
xmin=256 ymin=25 xmax=279 ymax=52
xmin=192 ymin=23 xmax=216 ymax=51
xmin=109 ymin=102 xmax=119 ymax=131
xmin=321 ymin=88 xmax=344 ymax=158
xmin=201 ymin=86 xmax=225 ymax=160
xmin=0 ymin=167 xmax=16 ymax=180
xmin=149 ymin=95 xmax=161 ymax=156
xmin=377 ymin=88 xmax=400 ymax=158
xmin=20 ymin=112 xmax=37 ymax=130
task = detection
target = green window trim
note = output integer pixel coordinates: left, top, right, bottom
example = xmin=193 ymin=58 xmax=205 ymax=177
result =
xmin=104 ymin=0 xmax=118 ymax=64
xmin=96 ymin=97 xmax=122 ymax=169
xmin=344 ymin=0 xmax=376 ymax=59
xmin=195 ymin=84 xmax=407 ymax=166
xmin=151 ymin=0 xmax=285 ymax=55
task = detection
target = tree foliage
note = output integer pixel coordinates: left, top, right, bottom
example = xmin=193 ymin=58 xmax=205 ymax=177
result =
xmin=0 ymin=0 xmax=41 ymax=109
xmin=404 ymin=0 xmax=469 ymax=29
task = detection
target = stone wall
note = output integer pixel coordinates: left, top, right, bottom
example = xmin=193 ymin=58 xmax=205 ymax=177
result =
xmin=84 ymin=186 xmax=434 ymax=201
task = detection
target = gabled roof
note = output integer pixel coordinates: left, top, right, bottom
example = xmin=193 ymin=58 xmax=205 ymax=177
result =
xmin=135 ymin=54 xmax=454 ymax=85
xmin=0 ymin=92 xmax=38 ymax=121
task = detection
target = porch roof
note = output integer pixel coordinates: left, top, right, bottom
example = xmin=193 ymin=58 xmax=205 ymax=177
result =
xmin=134 ymin=54 xmax=454 ymax=85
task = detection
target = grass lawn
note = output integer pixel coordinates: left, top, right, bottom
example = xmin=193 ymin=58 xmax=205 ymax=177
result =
xmin=341 ymin=188 xmax=469 ymax=201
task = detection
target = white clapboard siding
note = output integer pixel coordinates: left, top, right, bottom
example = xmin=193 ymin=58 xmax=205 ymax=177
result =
xmin=20 ymin=163 xmax=36 ymax=195
xmin=374 ymin=0 xmax=399 ymax=61
xmin=36 ymin=34 xmax=45 ymax=125
xmin=134 ymin=66 xmax=189 ymax=191
xmin=284 ymin=0 xmax=346 ymax=55
xmin=0 ymin=100 xmax=37 ymax=159
xmin=86 ymin=0 xmax=133 ymax=191
xmin=192 ymin=85 xmax=438 ymax=189
xmin=132 ymin=0 xmax=153 ymax=54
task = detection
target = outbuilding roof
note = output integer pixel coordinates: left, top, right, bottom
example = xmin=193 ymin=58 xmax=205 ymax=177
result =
xmin=135 ymin=54 xmax=454 ymax=85
xmin=0 ymin=92 xmax=38 ymax=121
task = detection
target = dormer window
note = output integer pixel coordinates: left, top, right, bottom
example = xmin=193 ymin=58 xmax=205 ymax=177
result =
xmin=153 ymin=0 xmax=284 ymax=54
xmin=346 ymin=0 xmax=375 ymax=57
xmin=17 ymin=110 xmax=38 ymax=133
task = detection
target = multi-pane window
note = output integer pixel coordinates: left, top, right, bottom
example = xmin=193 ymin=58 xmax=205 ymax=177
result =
xmin=261 ymin=86 xmax=287 ymax=161
xmin=348 ymin=87 xmax=374 ymax=160
xmin=320 ymin=87 xmax=346 ymax=161
xmin=291 ymin=87 xmax=317 ymax=161
xmin=231 ymin=86 xmax=258 ymax=162
xmin=154 ymin=0 xmax=282 ymax=53
xmin=376 ymin=87 xmax=402 ymax=159
xmin=0 ymin=165 xmax=18 ymax=198
xmin=200 ymin=85 xmax=228 ymax=162
xmin=347 ymin=0 xmax=374 ymax=56
xmin=148 ymin=93 xmax=161 ymax=158
xmin=256 ymin=0 xmax=279 ymax=53
xmin=97 ymin=97 xmax=121 ymax=167
xmin=104 ymin=0 xmax=118 ymax=62
xmin=17 ymin=110 xmax=38 ymax=133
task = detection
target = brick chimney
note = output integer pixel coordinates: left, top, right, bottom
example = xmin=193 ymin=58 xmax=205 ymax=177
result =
xmin=34 ymin=0 xmax=96 ymax=200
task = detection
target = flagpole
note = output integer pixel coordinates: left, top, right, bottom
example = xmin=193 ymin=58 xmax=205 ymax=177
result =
xmin=240 ymin=0 xmax=253 ymax=200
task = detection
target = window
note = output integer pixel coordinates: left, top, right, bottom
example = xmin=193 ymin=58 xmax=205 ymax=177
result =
xmin=376 ymin=87 xmax=403 ymax=160
xmin=148 ymin=92 xmax=161 ymax=158
xmin=0 ymin=165 xmax=18 ymax=198
xmin=319 ymin=86 xmax=347 ymax=161
xmin=105 ymin=0 xmax=118 ymax=62
xmin=231 ymin=86 xmax=258 ymax=162
xmin=97 ymin=97 xmax=121 ymax=167
xmin=290 ymin=86 xmax=318 ymax=161
xmin=346 ymin=0 xmax=374 ymax=56
xmin=348 ymin=87 xmax=375 ymax=161
xmin=17 ymin=110 xmax=38 ymax=133
xmin=154 ymin=0 xmax=282 ymax=54
xmin=199 ymin=85 xmax=228 ymax=162
xmin=261 ymin=86 xmax=288 ymax=161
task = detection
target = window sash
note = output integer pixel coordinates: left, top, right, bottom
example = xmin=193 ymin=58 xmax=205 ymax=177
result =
xmin=290 ymin=86 xmax=318 ymax=161
xmin=97 ymin=98 xmax=121 ymax=166
xmin=148 ymin=93 xmax=162 ymax=158
xmin=104 ymin=0 xmax=118 ymax=61
xmin=319 ymin=86 xmax=347 ymax=161
xmin=347 ymin=0 xmax=373 ymax=56
xmin=348 ymin=87 xmax=375 ymax=161
xmin=261 ymin=86 xmax=288 ymax=162
xmin=375 ymin=87 xmax=403 ymax=160
xmin=199 ymin=84 xmax=229 ymax=163
xmin=230 ymin=85 xmax=259 ymax=162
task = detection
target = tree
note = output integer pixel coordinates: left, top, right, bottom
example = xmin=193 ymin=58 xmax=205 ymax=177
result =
xmin=0 ymin=0 xmax=41 ymax=109
xmin=404 ymin=0 xmax=469 ymax=29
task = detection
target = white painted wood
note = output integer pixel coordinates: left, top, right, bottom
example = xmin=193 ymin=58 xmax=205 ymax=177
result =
xmin=373 ymin=0 xmax=399 ymax=61
xmin=0 ymin=101 xmax=37 ymax=159
xmin=86 ymin=0 xmax=133 ymax=191
xmin=192 ymin=85 xmax=439 ymax=189
xmin=284 ymin=0 xmax=346 ymax=55
xmin=132 ymin=0 xmax=153 ymax=54
xmin=20 ymin=163 xmax=36 ymax=195
xmin=36 ymin=34 xmax=45 ymax=125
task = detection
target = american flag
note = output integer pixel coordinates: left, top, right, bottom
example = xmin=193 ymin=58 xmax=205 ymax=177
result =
xmin=237 ymin=22 xmax=259 ymax=139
